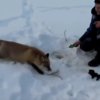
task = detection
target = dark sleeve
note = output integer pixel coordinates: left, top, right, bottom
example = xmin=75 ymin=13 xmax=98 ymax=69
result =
xmin=79 ymin=15 xmax=95 ymax=42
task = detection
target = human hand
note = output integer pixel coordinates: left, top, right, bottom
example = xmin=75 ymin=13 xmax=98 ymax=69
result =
xmin=94 ymin=21 xmax=100 ymax=28
xmin=73 ymin=40 xmax=81 ymax=47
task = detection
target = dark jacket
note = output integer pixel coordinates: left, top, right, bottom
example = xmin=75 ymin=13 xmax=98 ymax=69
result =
xmin=79 ymin=7 xmax=100 ymax=42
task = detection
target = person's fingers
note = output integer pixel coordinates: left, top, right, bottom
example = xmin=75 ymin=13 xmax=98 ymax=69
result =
xmin=73 ymin=43 xmax=78 ymax=47
xmin=94 ymin=21 xmax=98 ymax=25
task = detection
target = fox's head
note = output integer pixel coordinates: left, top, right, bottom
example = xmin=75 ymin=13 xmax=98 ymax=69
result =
xmin=40 ymin=53 xmax=51 ymax=71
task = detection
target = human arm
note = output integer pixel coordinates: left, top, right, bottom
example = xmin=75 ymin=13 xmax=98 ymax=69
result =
xmin=79 ymin=15 xmax=95 ymax=42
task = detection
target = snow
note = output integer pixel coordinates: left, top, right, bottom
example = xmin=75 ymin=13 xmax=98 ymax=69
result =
xmin=0 ymin=0 xmax=100 ymax=100
xmin=0 ymin=0 xmax=23 ymax=20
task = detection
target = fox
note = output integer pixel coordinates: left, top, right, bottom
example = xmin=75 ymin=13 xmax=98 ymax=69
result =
xmin=0 ymin=39 xmax=52 ymax=75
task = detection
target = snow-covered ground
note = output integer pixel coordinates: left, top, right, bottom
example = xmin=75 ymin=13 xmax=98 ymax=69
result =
xmin=0 ymin=0 xmax=100 ymax=100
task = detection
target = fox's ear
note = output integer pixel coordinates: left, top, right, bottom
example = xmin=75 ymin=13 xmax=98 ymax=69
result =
xmin=45 ymin=53 xmax=49 ymax=58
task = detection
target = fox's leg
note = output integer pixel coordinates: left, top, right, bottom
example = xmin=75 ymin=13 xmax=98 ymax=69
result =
xmin=13 ymin=61 xmax=17 ymax=64
xmin=27 ymin=62 xmax=44 ymax=75
xmin=0 ymin=47 xmax=9 ymax=59
xmin=0 ymin=53 xmax=9 ymax=60
xmin=0 ymin=54 xmax=4 ymax=59
xmin=19 ymin=62 xmax=24 ymax=64
xmin=13 ymin=61 xmax=24 ymax=64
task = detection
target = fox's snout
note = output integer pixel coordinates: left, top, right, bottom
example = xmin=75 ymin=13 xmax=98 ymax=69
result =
xmin=47 ymin=66 xmax=52 ymax=71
